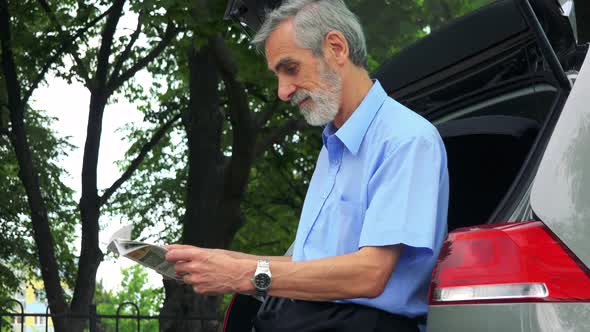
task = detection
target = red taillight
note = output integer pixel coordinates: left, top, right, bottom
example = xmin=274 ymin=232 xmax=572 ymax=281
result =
xmin=429 ymin=221 xmax=590 ymax=305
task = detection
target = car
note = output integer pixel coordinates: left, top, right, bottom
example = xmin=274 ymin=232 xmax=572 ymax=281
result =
xmin=222 ymin=0 xmax=590 ymax=331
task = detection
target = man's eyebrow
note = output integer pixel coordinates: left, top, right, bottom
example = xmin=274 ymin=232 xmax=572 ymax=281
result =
xmin=273 ymin=57 xmax=298 ymax=73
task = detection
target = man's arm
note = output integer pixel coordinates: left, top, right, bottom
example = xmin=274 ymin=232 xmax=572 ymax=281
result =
xmin=266 ymin=245 xmax=402 ymax=300
xmin=214 ymin=248 xmax=292 ymax=262
xmin=165 ymin=244 xmax=402 ymax=300
xmin=165 ymin=245 xmax=292 ymax=262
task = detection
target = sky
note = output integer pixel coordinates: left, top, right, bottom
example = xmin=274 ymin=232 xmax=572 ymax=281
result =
xmin=30 ymin=74 xmax=163 ymax=291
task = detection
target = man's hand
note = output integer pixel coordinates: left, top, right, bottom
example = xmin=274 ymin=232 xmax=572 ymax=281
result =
xmin=165 ymin=244 xmax=255 ymax=295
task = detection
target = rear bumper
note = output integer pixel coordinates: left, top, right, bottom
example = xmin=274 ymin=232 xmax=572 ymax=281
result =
xmin=427 ymin=303 xmax=590 ymax=332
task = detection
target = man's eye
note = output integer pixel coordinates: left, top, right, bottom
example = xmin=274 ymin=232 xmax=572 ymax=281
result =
xmin=285 ymin=65 xmax=298 ymax=75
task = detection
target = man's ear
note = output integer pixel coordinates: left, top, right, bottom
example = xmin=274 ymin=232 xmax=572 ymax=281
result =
xmin=324 ymin=31 xmax=349 ymax=66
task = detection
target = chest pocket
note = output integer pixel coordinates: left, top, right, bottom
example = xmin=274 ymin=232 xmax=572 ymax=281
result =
xmin=304 ymin=197 xmax=364 ymax=258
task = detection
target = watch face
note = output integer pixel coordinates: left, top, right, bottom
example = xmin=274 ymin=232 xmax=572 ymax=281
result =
xmin=254 ymin=273 xmax=271 ymax=290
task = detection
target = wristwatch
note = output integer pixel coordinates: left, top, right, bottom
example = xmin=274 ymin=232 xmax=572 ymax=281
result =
xmin=251 ymin=259 xmax=272 ymax=297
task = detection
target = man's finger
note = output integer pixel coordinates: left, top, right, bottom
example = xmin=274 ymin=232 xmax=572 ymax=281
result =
xmin=163 ymin=244 xmax=194 ymax=251
xmin=174 ymin=260 xmax=195 ymax=274
xmin=165 ymin=247 xmax=204 ymax=262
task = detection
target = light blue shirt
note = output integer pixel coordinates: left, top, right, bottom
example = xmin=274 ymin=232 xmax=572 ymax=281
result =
xmin=292 ymin=81 xmax=449 ymax=318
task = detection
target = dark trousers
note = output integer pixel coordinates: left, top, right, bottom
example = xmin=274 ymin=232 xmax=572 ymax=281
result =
xmin=253 ymin=300 xmax=420 ymax=332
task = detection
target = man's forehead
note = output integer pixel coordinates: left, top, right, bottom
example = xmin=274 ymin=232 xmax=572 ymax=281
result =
xmin=264 ymin=19 xmax=300 ymax=68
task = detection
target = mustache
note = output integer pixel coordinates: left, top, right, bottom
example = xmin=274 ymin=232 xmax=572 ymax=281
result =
xmin=290 ymin=90 xmax=311 ymax=106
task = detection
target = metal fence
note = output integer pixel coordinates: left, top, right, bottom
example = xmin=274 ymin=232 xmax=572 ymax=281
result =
xmin=0 ymin=299 xmax=221 ymax=332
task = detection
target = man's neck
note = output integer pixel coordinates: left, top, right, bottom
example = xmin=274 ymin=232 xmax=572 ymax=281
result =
xmin=333 ymin=68 xmax=373 ymax=128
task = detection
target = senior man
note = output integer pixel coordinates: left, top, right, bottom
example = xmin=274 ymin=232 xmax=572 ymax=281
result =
xmin=166 ymin=0 xmax=448 ymax=331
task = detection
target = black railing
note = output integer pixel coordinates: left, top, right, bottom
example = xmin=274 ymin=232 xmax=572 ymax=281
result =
xmin=0 ymin=299 xmax=221 ymax=332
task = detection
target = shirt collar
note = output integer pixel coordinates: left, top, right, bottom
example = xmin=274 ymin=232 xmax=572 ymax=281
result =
xmin=322 ymin=80 xmax=387 ymax=155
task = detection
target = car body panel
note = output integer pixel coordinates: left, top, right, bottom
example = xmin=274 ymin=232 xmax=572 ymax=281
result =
xmin=427 ymin=303 xmax=590 ymax=332
xmin=530 ymin=50 xmax=590 ymax=268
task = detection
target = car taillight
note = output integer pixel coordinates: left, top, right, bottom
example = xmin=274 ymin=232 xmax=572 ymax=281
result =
xmin=429 ymin=221 xmax=590 ymax=305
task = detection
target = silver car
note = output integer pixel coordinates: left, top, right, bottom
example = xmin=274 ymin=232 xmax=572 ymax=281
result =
xmin=223 ymin=0 xmax=590 ymax=331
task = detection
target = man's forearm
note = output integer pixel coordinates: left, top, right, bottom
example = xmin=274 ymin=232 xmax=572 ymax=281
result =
xmin=215 ymin=249 xmax=292 ymax=262
xmin=238 ymin=245 xmax=401 ymax=301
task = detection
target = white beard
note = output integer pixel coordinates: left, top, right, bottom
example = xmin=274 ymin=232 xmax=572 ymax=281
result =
xmin=291 ymin=61 xmax=342 ymax=126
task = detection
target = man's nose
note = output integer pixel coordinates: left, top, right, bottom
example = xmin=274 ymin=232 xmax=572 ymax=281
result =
xmin=277 ymin=80 xmax=296 ymax=102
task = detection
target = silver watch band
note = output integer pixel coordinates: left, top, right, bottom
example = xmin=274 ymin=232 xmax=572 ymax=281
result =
xmin=256 ymin=259 xmax=270 ymax=274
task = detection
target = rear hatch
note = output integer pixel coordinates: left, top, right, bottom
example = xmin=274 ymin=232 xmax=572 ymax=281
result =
xmin=371 ymin=0 xmax=580 ymax=120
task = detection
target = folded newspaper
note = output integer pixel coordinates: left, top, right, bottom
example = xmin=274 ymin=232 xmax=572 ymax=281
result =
xmin=106 ymin=225 xmax=182 ymax=281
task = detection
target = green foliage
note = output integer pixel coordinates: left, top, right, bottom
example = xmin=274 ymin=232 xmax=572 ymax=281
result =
xmin=0 ymin=105 xmax=77 ymax=299
xmin=234 ymin=127 xmax=321 ymax=256
xmin=94 ymin=265 xmax=164 ymax=332
xmin=106 ymin=121 xmax=187 ymax=244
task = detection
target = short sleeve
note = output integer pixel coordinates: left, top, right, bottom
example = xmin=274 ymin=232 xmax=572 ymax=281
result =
xmin=359 ymin=135 xmax=444 ymax=264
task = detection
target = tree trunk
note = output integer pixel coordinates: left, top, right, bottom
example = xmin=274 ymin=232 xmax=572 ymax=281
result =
xmin=69 ymin=92 xmax=107 ymax=332
xmin=0 ymin=1 xmax=70 ymax=330
xmin=160 ymin=40 xmax=225 ymax=332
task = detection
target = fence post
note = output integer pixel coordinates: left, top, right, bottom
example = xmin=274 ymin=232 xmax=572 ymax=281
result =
xmin=115 ymin=302 xmax=140 ymax=332
xmin=46 ymin=306 xmax=50 ymax=332
xmin=89 ymin=304 xmax=98 ymax=332
xmin=1 ymin=299 xmax=24 ymax=332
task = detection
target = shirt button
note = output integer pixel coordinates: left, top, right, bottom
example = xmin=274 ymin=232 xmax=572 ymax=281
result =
xmin=322 ymin=194 xmax=327 ymax=199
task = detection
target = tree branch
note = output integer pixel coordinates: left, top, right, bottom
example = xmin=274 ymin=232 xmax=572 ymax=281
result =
xmin=22 ymin=5 xmax=115 ymax=104
xmin=254 ymin=119 xmax=308 ymax=159
xmin=107 ymin=20 xmax=177 ymax=94
xmin=99 ymin=113 xmax=181 ymax=206
xmin=95 ymin=0 xmax=126 ymax=90
xmin=70 ymin=50 xmax=92 ymax=87
xmin=210 ymin=34 xmax=259 ymax=203
xmin=210 ymin=34 xmax=254 ymax=152
xmin=35 ymin=0 xmax=94 ymax=87
xmin=110 ymin=10 xmax=144 ymax=80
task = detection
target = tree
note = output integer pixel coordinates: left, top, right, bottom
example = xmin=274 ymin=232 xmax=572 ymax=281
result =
xmin=0 ymin=105 xmax=77 ymax=296
xmin=0 ymin=1 xmax=82 ymax=326
xmin=94 ymin=265 xmax=163 ymax=332
xmin=1 ymin=1 xmax=179 ymax=330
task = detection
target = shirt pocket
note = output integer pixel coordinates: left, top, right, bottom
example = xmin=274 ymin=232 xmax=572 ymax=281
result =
xmin=306 ymin=197 xmax=364 ymax=258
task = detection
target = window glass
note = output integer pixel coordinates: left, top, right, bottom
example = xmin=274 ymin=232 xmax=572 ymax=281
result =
xmin=35 ymin=315 xmax=47 ymax=325
xmin=34 ymin=289 xmax=46 ymax=303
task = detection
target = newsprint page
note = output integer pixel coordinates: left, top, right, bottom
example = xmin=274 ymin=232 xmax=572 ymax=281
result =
xmin=107 ymin=225 xmax=182 ymax=281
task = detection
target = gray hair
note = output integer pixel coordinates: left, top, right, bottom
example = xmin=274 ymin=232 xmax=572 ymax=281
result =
xmin=252 ymin=0 xmax=368 ymax=68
